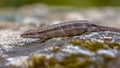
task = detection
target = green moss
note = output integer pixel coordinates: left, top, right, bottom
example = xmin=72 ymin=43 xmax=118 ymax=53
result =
xmin=25 ymin=53 xmax=92 ymax=68
xmin=103 ymin=38 xmax=120 ymax=49
xmin=26 ymin=55 xmax=47 ymax=68
xmin=108 ymin=42 xmax=120 ymax=49
xmin=59 ymin=53 xmax=91 ymax=68
xmin=69 ymin=39 xmax=120 ymax=51
xmin=24 ymin=52 xmax=116 ymax=68
xmin=69 ymin=40 xmax=106 ymax=51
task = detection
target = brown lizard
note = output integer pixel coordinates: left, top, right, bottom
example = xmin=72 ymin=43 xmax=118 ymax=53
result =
xmin=21 ymin=20 xmax=120 ymax=42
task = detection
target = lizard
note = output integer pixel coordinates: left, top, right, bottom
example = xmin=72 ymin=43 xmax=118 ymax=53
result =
xmin=21 ymin=20 xmax=120 ymax=42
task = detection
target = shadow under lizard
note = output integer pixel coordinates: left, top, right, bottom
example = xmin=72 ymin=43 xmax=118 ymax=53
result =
xmin=21 ymin=20 xmax=120 ymax=42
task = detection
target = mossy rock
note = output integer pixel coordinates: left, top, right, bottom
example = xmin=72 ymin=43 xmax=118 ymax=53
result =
xmin=69 ymin=39 xmax=120 ymax=51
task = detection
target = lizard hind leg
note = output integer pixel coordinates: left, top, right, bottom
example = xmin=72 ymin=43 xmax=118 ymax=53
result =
xmin=39 ymin=38 xmax=48 ymax=43
xmin=39 ymin=37 xmax=53 ymax=43
xmin=88 ymin=26 xmax=98 ymax=32
xmin=84 ymin=27 xmax=99 ymax=35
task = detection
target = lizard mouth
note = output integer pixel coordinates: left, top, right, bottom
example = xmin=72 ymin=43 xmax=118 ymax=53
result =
xmin=20 ymin=34 xmax=29 ymax=38
xmin=20 ymin=33 xmax=40 ymax=38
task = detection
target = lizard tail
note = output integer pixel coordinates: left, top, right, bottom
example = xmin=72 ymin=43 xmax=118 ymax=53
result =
xmin=95 ymin=25 xmax=120 ymax=32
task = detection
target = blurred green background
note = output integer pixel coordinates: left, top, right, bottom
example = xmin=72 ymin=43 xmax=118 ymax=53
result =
xmin=0 ymin=0 xmax=119 ymax=8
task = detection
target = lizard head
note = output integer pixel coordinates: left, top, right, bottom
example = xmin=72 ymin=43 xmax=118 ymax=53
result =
xmin=21 ymin=30 xmax=41 ymax=38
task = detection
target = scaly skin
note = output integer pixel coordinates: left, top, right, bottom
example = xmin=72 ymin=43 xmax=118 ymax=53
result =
xmin=21 ymin=20 xmax=120 ymax=42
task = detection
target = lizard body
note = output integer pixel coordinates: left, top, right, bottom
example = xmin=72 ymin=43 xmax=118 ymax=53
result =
xmin=21 ymin=20 xmax=120 ymax=42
